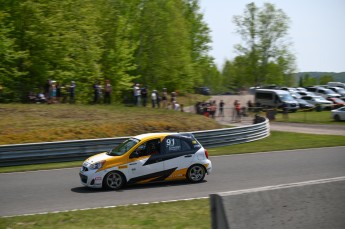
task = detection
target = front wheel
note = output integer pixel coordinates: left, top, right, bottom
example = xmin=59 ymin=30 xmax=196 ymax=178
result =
xmin=103 ymin=171 xmax=126 ymax=190
xmin=187 ymin=165 xmax=206 ymax=183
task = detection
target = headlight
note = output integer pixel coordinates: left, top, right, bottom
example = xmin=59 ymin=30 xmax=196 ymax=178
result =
xmin=89 ymin=160 xmax=106 ymax=170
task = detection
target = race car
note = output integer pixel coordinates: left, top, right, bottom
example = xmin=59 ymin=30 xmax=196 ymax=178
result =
xmin=79 ymin=132 xmax=212 ymax=190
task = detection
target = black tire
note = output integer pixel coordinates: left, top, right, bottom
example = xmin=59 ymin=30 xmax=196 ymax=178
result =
xmin=187 ymin=164 xmax=206 ymax=183
xmin=334 ymin=115 xmax=340 ymax=121
xmin=103 ymin=171 xmax=126 ymax=190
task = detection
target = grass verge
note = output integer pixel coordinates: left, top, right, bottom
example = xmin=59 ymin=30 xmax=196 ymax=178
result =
xmin=0 ymin=199 xmax=210 ymax=229
xmin=272 ymin=110 xmax=345 ymax=124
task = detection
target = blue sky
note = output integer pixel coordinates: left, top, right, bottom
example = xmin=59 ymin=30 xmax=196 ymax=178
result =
xmin=199 ymin=0 xmax=345 ymax=73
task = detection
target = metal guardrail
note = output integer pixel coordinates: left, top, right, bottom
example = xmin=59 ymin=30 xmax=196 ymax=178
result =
xmin=0 ymin=118 xmax=269 ymax=167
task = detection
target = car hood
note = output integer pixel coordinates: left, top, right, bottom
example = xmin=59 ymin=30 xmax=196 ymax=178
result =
xmin=84 ymin=152 xmax=112 ymax=164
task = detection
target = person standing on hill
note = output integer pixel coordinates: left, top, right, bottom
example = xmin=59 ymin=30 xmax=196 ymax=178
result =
xmin=104 ymin=79 xmax=112 ymax=104
xmin=93 ymin=81 xmax=101 ymax=104
xmin=133 ymin=83 xmax=141 ymax=106
xmin=141 ymin=86 xmax=148 ymax=107
xmin=69 ymin=81 xmax=76 ymax=104
xmin=219 ymin=100 xmax=225 ymax=117
xmin=161 ymin=88 xmax=168 ymax=108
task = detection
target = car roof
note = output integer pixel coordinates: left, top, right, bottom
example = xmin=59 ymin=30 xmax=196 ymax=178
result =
xmin=133 ymin=132 xmax=192 ymax=141
xmin=256 ymin=89 xmax=289 ymax=94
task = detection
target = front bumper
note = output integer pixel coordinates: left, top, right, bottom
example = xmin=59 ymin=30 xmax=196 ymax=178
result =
xmin=79 ymin=168 xmax=106 ymax=188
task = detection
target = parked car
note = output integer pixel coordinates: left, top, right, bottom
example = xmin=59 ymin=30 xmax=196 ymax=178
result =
xmin=297 ymin=91 xmax=316 ymax=97
xmin=255 ymin=89 xmax=299 ymax=112
xmin=305 ymin=86 xmax=340 ymax=98
xmin=327 ymin=86 xmax=345 ymax=98
xmin=295 ymin=98 xmax=315 ymax=110
xmin=195 ymin=87 xmax=211 ymax=95
xmin=331 ymin=107 xmax=345 ymax=121
xmin=327 ymin=82 xmax=345 ymax=89
xmin=316 ymin=88 xmax=341 ymax=98
xmin=300 ymin=95 xmax=333 ymax=110
xmin=327 ymin=97 xmax=345 ymax=108
xmin=295 ymin=87 xmax=307 ymax=92
xmin=79 ymin=133 xmax=212 ymax=190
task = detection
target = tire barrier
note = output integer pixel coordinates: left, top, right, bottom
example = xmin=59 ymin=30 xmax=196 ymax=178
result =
xmin=210 ymin=177 xmax=345 ymax=229
xmin=0 ymin=118 xmax=269 ymax=167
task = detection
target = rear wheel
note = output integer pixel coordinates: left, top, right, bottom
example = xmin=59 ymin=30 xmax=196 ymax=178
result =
xmin=103 ymin=171 xmax=126 ymax=190
xmin=334 ymin=115 xmax=340 ymax=121
xmin=187 ymin=164 xmax=206 ymax=183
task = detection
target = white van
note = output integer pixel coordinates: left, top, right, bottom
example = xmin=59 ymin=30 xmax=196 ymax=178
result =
xmin=255 ymin=89 xmax=299 ymax=112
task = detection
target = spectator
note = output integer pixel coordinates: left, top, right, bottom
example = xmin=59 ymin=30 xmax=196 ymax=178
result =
xmin=219 ymin=100 xmax=225 ymax=117
xmin=69 ymin=81 xmax=76 ymax=104
xmin=151 ymin=90 xmax=157 ymax=108
xmin=173 ymin=101 xmax=180 ymax=111
xmin=133 ymin=83 xmax=141 ymax=106
xmin=247 ymin=100 xmax=253 ymax=112
xmin=104 ymin=79 xmax=112 ymax=104
xmin=162 ymin=88 xmax=168 ymax=108
xmin=171 ymin=91 xmax=177 ymax=103
xmin=210 ymin=101 xmax=217 ymax=118
xmin=56 ymin=82 xmax=61 ymax=103
xmin=156 ymin=90 xmax=161 ymax=108
xmin=44 ymin=79 xmax=51 ymax=100
xmin=37 ymin=92 xmax=47 ymax=103
xmin=141 ymin=86 xmax=148 ymax=107
xmin=235 ymin=101 xmax=241 ymax=122
xmin=49 ymin=81 xmax=57 ymax=104
xmin=93 ymin=81 xmax=101 ymax=104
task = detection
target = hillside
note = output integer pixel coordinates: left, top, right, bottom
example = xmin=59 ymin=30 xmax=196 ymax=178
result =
xmin=0 ymin=104 xmax=221 ymax=145
xmin=296 ymin=72 xmax=345 ymax=83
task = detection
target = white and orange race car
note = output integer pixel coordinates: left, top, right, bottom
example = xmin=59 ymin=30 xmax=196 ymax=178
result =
xmin=79 ymin=132 xmax=212 ymax=190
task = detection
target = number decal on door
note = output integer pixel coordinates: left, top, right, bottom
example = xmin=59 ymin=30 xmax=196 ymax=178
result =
xmin=166 ymin=138 xmax=175 ymax=146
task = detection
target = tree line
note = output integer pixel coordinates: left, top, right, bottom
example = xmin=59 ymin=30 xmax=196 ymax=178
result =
xmin=0 ymin=1 xmax=298 ymax=103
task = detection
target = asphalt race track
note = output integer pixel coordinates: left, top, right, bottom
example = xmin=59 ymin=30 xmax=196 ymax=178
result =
xmin=1 ymin=146 xmax=345 ymax=217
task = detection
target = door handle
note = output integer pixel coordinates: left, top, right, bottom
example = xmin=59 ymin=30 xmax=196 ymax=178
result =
xmin=184 ymin=155 xmax=192 ymax=158
xmin=129 ymin=163 xmax=137 ymax=165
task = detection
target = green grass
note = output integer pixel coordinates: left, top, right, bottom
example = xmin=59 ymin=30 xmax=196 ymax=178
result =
xmin=208 ymin=131 xmax=345 ymax=155
xmin=0 ymin=199 xmax=211 ymax=229
xmin=272 ymin=109 xmax=345 ymax=124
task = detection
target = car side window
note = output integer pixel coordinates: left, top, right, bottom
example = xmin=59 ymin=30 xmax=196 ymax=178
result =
xmin=132 ymin=139 xmax=160 ymax=157
xmin=164 ymin=137 xmax=192 ymax=154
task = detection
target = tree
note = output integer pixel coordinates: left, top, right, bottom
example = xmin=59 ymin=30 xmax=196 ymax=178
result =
xmin=0 ymin=0 xmax=216 ymax=103
xmin=319 ymin=74 xmax=334 ymax=85
xmin=233 ymin=2 xmax=296 ymax=86
xmin=0 ymin=10 xmax=27 ymax=102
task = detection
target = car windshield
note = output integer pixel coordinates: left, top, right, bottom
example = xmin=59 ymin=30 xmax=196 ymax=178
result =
xmin=324 ymin=89 xmax=336 ymax=94
xmin=333 ymin=98 xmax=343 ymax=103
xmin=278 ymin=94 xmax=294 ymax=102
xmin=297 ymin=99 xmax=307 ymax=104
xmin=107 ymin=138 xmax=140 ymax=156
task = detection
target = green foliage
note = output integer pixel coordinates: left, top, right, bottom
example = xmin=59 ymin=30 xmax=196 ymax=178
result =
xmin=0 ymin=0 xmax=213 ymax=103
xmin=297 ymin=72 xmax=345 ymax=86
xmin=230 ymin=2 xmax=296 ymax=87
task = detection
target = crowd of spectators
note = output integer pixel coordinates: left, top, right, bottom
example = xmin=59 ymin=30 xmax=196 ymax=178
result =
xmin=132 ymin=83 xmax=183 ymax=111
xmin=28 ymin=80 xmax=76 ymax=104
xmin=195 ymin=99 xmax=251 ymax=121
